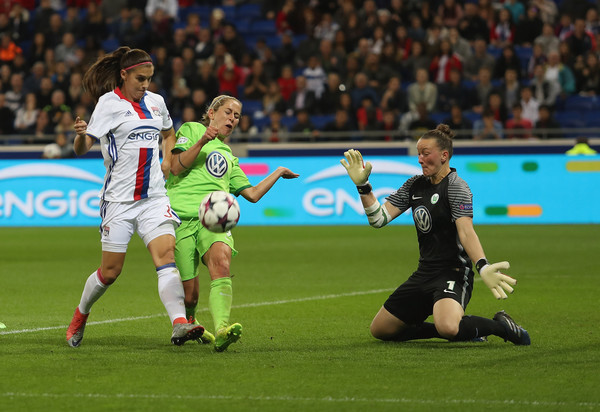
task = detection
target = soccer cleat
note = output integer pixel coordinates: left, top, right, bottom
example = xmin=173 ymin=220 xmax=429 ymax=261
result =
xmin=171 ymin=322 xmax=205 ymax=346
xmin=66 ymin=307 xmax=89 ymax=348
xmin=493 ymin=310 xmax=531 ymax=346
xmin=198 ymin=330 xmax=215 ymax=345
xmin=214 ymin=323 xmax=242 ymax=352
xmin=471 ymin=336 xmax=488 ymax=343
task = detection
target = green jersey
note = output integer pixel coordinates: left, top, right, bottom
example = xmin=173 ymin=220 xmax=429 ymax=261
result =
xmin=166 ymin=122 xmax=252 ymax=219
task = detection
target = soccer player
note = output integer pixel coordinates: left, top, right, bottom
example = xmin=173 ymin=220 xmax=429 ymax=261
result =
xmin=166 ymin=95 xmax=299 ymax=351
xmin=66 ymin=47 xmax=205 ymax=347
xmin=340 ymin=124 xmax=531 ymax=345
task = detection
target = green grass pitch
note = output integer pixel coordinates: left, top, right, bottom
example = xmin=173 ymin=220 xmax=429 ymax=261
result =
xmin=1 ymin=225 xmax=599 ymax=411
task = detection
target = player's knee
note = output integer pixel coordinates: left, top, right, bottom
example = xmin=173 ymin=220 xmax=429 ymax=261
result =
xmin=435 ymin=320 xmax=460 ymax=339
xmin=370 ymin=320 xmax=393 ymax=341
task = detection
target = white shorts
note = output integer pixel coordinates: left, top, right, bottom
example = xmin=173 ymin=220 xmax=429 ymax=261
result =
xmin=99 ymin=196 xmax=181 ymax=253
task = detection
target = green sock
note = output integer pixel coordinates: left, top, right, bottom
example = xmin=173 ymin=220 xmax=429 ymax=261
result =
xmin=185 ymin=304 xmax=197 ymax=322
xmin=209 ymin=277 xmax=232 ymax=332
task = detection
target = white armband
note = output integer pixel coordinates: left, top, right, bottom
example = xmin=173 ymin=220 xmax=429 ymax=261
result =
xmin=364 ymin=200 xmax=392 ymax=228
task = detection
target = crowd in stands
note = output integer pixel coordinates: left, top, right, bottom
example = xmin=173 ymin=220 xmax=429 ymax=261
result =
xmin=0 ymin=0 xmax=600 ymax=154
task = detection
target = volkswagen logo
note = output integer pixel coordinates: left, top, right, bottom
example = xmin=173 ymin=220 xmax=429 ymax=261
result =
xmin=206 ymin=151 xmax=228 ymax=178
xmin=413 ymin=205 xmax=432 ymax=233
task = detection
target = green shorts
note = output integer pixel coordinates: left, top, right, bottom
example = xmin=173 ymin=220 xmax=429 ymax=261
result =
xmin=174 ymin=218 xmax=237 ymax=282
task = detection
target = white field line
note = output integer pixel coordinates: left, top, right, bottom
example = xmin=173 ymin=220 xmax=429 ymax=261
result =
xmin=0 ymin=391 xmax=597 ymax=408
xmin=0 ymin=288 xmax=391 ymax=335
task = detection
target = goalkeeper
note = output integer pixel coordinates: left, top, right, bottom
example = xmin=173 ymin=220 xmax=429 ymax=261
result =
xmin=341 ymin=124 xmax=530 ymax=345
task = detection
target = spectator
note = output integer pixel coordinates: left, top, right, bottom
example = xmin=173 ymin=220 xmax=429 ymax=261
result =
xmin=585 ymin=8 xmax=600 ymax=36
xmin=458 ymin=1 xmax=489 ymax=42
xmin=318 ymin=71 xmax=343 ymax=115
xmin=408 ymin=102 xmax=436 ymax=140
xmin=380 ymin=75 xmax=407 ymax=116
xmin=303 ymin=55 xmax=327 ymax=99
xmin=349 ymin=72 xmax=379 ymax=111
xmin=473 ymin=109 xmax=504 ymax=140
xmin=363 ymin=52 xmax=393 ymax=92
xmin=277 ymin=65 xmax=296 ymax=103
xmin=530 ymin=63 xmax=560 ymax=109
xmin=437 ymin=68 xmax=471 ymax=112
xmin=505 ymin=103 xmax=533 ymax=139
xmin=401 ymin=40 xmax=430 ymax=82
xmin=244 ymin=59 xmax=269 ymax=100
xmin=0 ymin=33 xmax=23 ymax=65
xmin=379 ymin=108 xmax=400 ymax=141
xmin=497 ymin=67 xmax=521 ymax=112
xmin=489 ymin=8 xmax=514 ymax=49
xmin=275 ymin=31 xmax=297 ymax=69
xmin=493 ymin=45 xmax=522 ymax=80
xmin=526 ymin=43 xmax=548 ymax=79
xmin=194 ymin=27 xmax=214 ymax=62
xmin=394 ymin=25 xmax=412 ymax=61
xmin=531 ymin=0 xmax=558 ymax=26
xmin=471 ymin=66 xmax=494 ymax=113
xmin=216 ymin=55 xmax=243 ymax=98
xmin=0 ymin=93 xmax=15 ymax=134
xmin=504 ymin=0 xmax=525 ymax=24
xmin=520 ymin=85 xmax=539 ymax=124
xmin=230 ymin=114 xmax=259 ymax=143
xmin=122 ymin=9 xmax=150 ymax=51
xmin=443 ymin=104 xmax=474 ymax=139
xmin=14 ymin=92 xmax=38 ymax=134
xmin=26 ymin=32 xmax=47 ymax=67
xmin=564 ymin=18 xmax=596 ymax=58
xmin=262 ymin=110 xmax=289 ymax=143
xmin=262 ymin=80 xmax=288 ymax=116
xmin=447 ymin=27 xmax=472 ymax=62
xmin=534 ymin=104 xmax=562 ymax=139
xmin=574 ymin=52 xmax=600 ymax=96
xmin=407 ymin=67 xmax=437 ymax=114
xmin=35 ymin=76 xmax=54 ymax=109
xmin=54 ymin=32 xmax=81 ymax=68
xmin=317 ymin=38 xmax=344 ymax=75
xmin=4 ymin=72 xmax=24 ymax=113
xmin=322 ymin=108 xmax=353 ymax=140
xmin=544 ymin=50 xmax=576 ymax=97
xmin=288 ymin=75 xmax=317 ymax=114
xmin=485 ymin=91 xmax=508 ymax=125
xmin=63 ymin=6 xmax=83 ymax=37
xmin=145 ymin=0 xmax=178 ymax=22
xmin=192 ymin=61 xmax=219 ymax=103
xmin=514 ymin=5 xmax=544 ymax=46
xmin=429 ymin=39 xmax=462 ymax=85
xmin=221 ymin=23 xmax=246 ymax=63
xmin=290 ymin=108 xmax=318 ymax=142
xmin=314 ymin=12 xmax=339 ymax=42
xmin=463 ymin=37 xmax=495 ymax=82
xmin=42 ymin=88 xmax=70 ymax=133
xmin=356 ymin=96 xmax=382 ymax=132
xmin=65 ymin=71 xmax=84 ymax=107
xmin=438 ymin=0 xmax=463 ymax=28
xmin=534 ymin=23 xmax=560 ymax=55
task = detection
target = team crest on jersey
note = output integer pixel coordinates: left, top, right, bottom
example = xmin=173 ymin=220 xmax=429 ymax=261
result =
xmin=431 ymin=193 xmax=439 ymax=204
xmin=151 ymin=106 xmax=160 ymax=117
xmin=102 ymin=226 xmax=110 ymax=237
xmin=413 ymin=206 xmax=432 ymax=233
xmin=206 ymin=151 xmax=228 ymax=178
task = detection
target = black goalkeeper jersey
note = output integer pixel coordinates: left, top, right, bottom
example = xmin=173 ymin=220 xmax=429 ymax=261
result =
xmin=387 ymin=168 xmax=474 ymax=271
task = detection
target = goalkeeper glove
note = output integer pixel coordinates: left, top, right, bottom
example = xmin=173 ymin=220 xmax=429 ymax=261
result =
xmin=340 ymin=149 xmax=373 ymax=186
xmin=478 ymin=260 xmax=517 ymax=300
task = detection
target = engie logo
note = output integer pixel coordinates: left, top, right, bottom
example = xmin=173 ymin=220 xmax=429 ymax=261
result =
xmin=302 ymin=160 xmax=422 ymax=217
xmin=127 ymin=126 xmax=160 ymax=141
xmin=0 ymin=162 xmax=102 ymax=226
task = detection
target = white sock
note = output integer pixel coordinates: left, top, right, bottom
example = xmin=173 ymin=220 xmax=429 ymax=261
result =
xmin=78 ymin=269 xmax=109 ymax=314
xmin=157 ymin=263 xmax=186 ymax=325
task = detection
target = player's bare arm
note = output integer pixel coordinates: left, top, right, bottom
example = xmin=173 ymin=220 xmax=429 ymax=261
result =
xmin=240 ymin=167 xmax=299 ymax=203
xmin=73 ymin=116 xmax=94 ymax=156
xmin=160 ymin=127 xmax=176 ymax=179
xmin=170 ymin=125 xmax=219 ymax=176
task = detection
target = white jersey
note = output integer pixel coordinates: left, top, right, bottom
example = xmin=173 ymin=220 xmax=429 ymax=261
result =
xmin=86 ymin=88 xmax=173 ymax=202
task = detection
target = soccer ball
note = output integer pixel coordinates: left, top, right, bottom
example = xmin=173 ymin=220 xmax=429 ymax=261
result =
xmin=199 ymin=191 xmax=240 ymax=233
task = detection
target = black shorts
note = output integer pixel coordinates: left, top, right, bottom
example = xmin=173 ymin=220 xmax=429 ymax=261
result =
xmin=383 ymin=266 xmax=474 ymax=326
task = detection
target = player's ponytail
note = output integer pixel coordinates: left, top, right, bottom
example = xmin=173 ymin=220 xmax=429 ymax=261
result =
xmin=423 ymin=124 xmax=455 ymax=159
xmin=83 ymin=47 xmax=153 ymax=101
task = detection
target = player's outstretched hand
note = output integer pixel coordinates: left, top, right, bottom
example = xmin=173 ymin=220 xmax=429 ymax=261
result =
xmin=479 ymin=261 xmax=517 ymax=300
xmin=277 ymin=167 xmax=299 ymax=179
xmin=340 ymin=149 xmax=372 ymax=186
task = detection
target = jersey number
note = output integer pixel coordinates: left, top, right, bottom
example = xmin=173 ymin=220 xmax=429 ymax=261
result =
xmin=446 ymin=281 xmax=455 ymax=291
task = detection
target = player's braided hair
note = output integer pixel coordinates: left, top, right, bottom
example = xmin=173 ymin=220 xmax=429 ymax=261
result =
xmin=200 ymin=95 xmax=242 ymax=126
xmin=83 ymin=47 xmax=153 ymax=101
xmin=422 ymin=124 xmax=455 ymax=159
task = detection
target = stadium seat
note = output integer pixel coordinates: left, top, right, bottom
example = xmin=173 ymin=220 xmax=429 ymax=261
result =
xmin=241 ymin=99 xmax=263 ymax=116
xmin=281 ymin=115 xmax=297 ymax=129
xmin=564 ymin=95 xmax=600 ymax=111
xmin=463 ymin=111 xmax=482 ymax=123
xmin=250 ymin=20 xmax=276 ymax=35
xmin=430 ymin=112 xmax=447 ymax=124
xmin=101 ymin=37 xmax=121 ymax=53
xmin=310 ymin=114 xmax=335 ymax=130
xmin=178 ymin=5 xmax=211 ymax=22
xmin=237 ymin=4 xmax=263 ymax=19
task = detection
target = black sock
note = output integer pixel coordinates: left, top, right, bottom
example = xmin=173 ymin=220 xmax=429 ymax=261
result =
xmin=452 ymin=315 xmax=506 ymax=342
xmin=394 ymin=322 xmax=442 ymax=341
